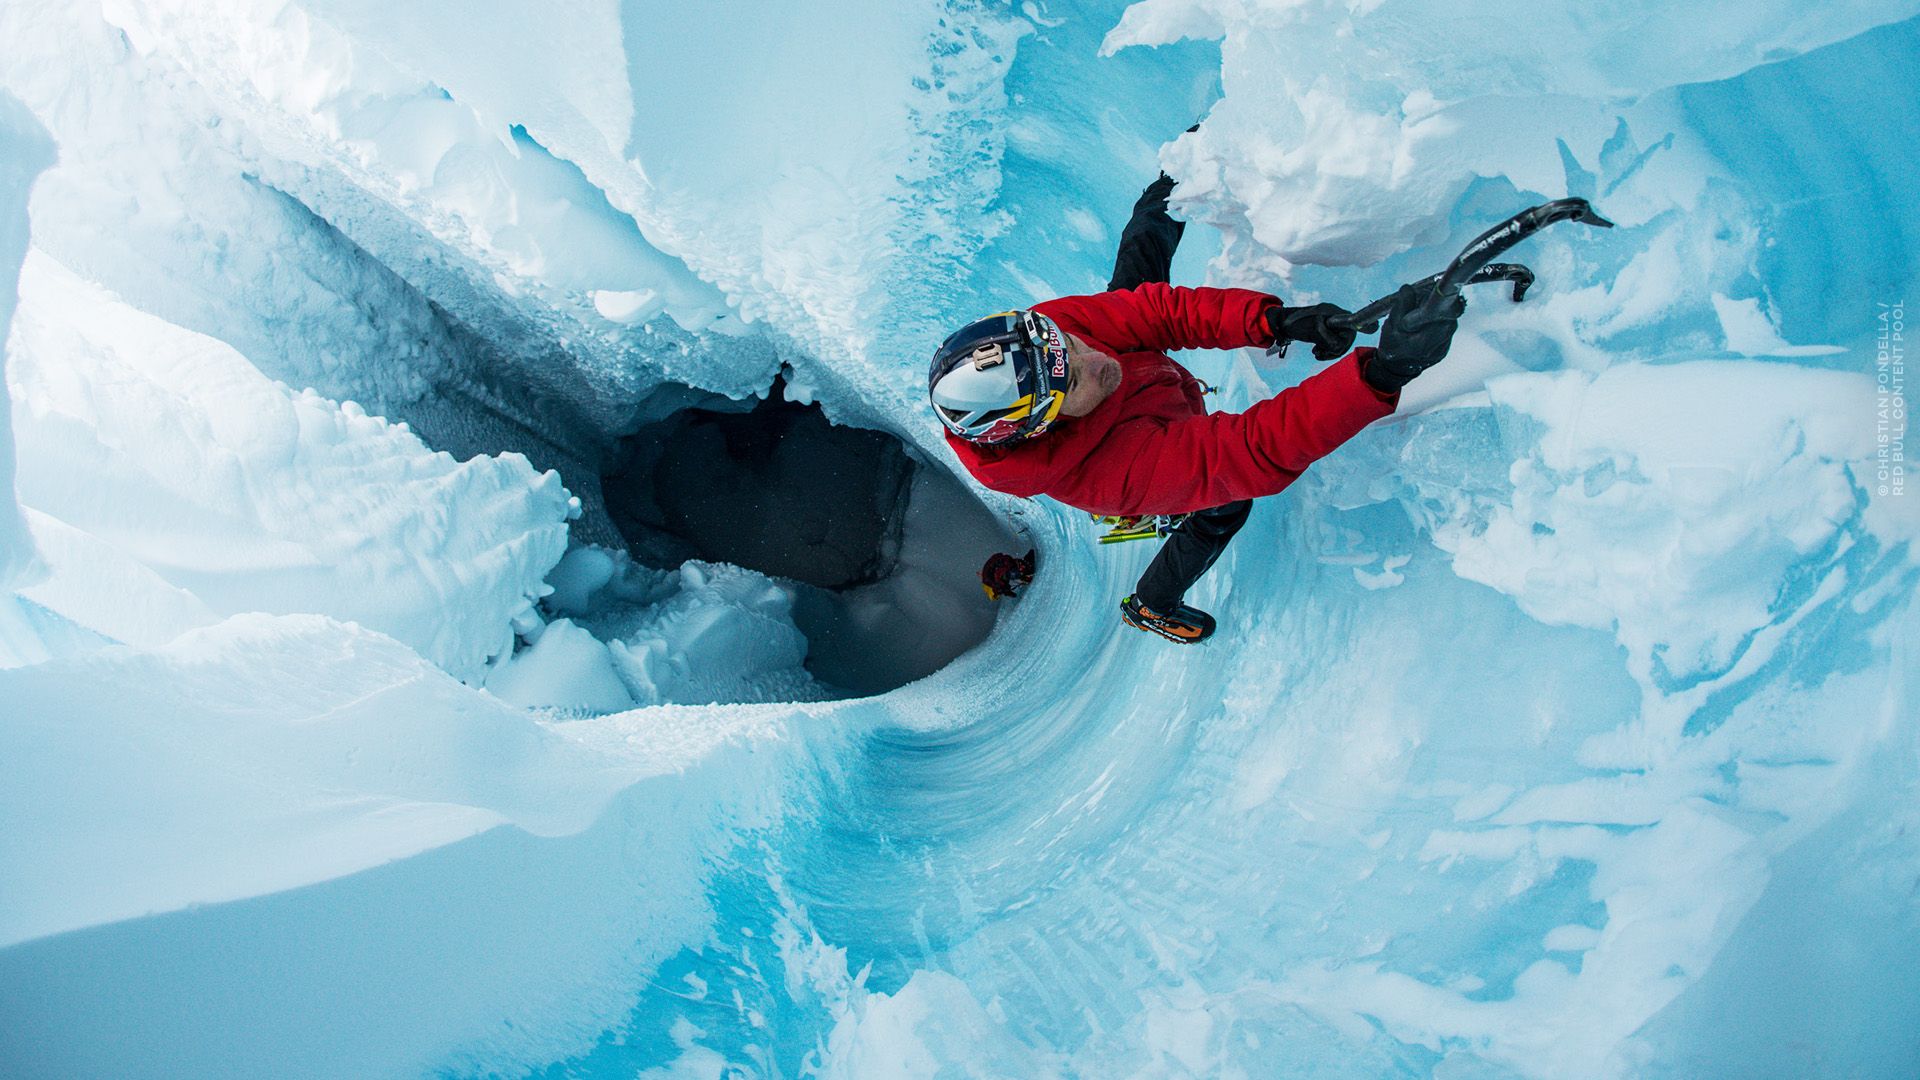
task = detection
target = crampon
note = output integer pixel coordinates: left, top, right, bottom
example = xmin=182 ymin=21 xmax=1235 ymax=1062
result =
xmin=1120 ymin=594 xmax=1216 ymax=644
xmin=1093 ymin=513 xmax=1189 ymax=544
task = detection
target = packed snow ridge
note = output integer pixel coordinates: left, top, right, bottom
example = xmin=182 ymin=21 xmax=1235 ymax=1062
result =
xmin=2 ymin=1 xmax=1918 ymax=1078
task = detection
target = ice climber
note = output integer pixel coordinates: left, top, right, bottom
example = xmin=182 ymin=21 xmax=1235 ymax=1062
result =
xmin=929 ymin=170 xmax=1467 ymax=644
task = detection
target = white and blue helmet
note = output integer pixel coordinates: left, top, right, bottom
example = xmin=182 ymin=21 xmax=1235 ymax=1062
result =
xmin=928 ymin=310 xmax=1069 ymax=445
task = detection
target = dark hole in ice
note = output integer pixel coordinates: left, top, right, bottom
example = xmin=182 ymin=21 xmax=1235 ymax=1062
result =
xmin=610 ymin=395 xmax=910 ymax=589
xmin=602 ymin=383 xmax=1018 ymax=697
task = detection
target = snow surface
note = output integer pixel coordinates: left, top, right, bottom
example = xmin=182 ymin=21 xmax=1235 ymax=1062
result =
xmin=2 ymin=1 xmax=1918 ymax=1078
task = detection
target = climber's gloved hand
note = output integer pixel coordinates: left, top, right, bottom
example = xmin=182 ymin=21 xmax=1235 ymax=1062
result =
xmin=1365 ymin=282 xmax=1467 ymax=394
xmin=1264 ymin=302 xmax=1357 ymax=362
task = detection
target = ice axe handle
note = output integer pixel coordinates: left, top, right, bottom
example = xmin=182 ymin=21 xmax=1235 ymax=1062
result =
xmin=1334 ymin=263 xmax=1535 ymax=335
xmin=1436 ymin=196 xmax=1613 ymax=299
xmin=1329 ymin=196 xmax=1612 ymax=335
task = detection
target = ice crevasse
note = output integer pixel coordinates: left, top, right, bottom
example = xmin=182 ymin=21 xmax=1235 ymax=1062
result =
xmin=1 ymin=1 xmax=1918 ymax=1078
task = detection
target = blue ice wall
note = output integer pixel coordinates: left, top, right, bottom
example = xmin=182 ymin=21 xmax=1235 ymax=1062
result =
xmin=529 ymin=12 xmax=1920 ymax=1080
xmin=0 ymin=3 xmax=1913 ymax=1078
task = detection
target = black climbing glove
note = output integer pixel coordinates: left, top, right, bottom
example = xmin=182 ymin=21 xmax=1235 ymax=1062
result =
xmin=1267 ymin=303 xmax=1359 ymax=361
xmin=1264 ymin=302 xmax=1357 ymax=362
xmin=1365 ymin=282 xmax=1467 ymax=394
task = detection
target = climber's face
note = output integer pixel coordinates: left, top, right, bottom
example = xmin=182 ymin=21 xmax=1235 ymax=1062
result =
xmin=1059 ymin=334 xmax=1122 ymax=417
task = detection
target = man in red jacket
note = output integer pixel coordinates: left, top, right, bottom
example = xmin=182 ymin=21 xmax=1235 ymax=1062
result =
xmin=930 ymin=173 xmax=1465 ymax=643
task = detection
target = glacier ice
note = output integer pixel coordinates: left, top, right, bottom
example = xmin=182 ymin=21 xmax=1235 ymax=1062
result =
xmin=6 ymin=252 xmax=575 ymax=681
xmin=0 ymin=91 xmax=52 ymax=594
xmin=1 ymin=0 xmax=1917 ymax=1078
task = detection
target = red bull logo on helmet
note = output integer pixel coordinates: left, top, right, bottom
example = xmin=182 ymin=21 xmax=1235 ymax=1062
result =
xmin=1026 ymin=311 xmax=1068 ymax=381
xmin=978 ymin=415 xmax=1027 ymax=443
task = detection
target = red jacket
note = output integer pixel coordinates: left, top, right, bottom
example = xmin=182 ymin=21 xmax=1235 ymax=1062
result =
xmin=946 ymin=282 xmax=1397 ymax=517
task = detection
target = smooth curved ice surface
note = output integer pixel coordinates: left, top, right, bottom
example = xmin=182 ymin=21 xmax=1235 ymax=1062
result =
xmin=1 ymin=2 xmax=1917 ymax=1078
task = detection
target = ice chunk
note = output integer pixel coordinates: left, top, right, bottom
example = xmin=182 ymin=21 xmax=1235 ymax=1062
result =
xmin=591 ymin=287 xmax=663 ymax=325
xmin=599 ymin=561 xmax=823 ymax=707
xmin=814 ymin=970 xmax=1058 ymax=1079
xmin=545 ymin=545 xmax=619 ymax=615
xmin=484 ymin=617 xmax=635 ymax=714
xmin=1397 ymin=360 xmax=1889 ymax=741
xmin=1104 ymin=0 xmax=1919 ymax=272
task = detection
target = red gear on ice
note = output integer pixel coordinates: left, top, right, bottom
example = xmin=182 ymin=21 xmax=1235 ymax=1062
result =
xmin=946 ymin=282 xmax=1397 ymax=517
xmin=980 ymin=549 xmax=1036 ymax=601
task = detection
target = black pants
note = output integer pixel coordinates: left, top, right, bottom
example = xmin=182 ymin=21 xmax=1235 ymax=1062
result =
xmin=1107 ymin=173 xmax=1252 ymax=611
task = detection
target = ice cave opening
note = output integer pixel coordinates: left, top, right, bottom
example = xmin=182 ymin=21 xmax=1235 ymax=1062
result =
xmin=596 ymin=381 xmax=1018 ymax=698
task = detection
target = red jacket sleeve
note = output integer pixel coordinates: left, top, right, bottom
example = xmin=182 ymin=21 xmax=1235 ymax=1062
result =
xmin=1086 ymin=348 xmax=1397 ymax=516
xmin=1037 ymin=282 xmax=1278 ymax=354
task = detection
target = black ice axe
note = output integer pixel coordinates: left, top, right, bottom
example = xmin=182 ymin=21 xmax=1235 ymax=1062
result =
xmin=1276 ymin=197 xmax=1615 ymax=355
